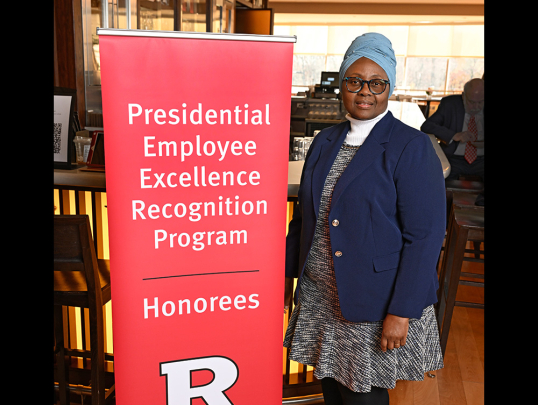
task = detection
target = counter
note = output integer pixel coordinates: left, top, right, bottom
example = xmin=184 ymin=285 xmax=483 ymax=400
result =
xmin=54 ymin=168 xmax=106 ymax=192
xmin=55 ymin=135 xmax=449 ymax=208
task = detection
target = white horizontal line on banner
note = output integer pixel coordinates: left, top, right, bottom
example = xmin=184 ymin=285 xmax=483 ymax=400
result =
xmin=97 ymin=28 xmax=297 ymax=43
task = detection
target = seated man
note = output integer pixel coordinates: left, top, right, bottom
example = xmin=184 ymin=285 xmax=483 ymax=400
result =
xmin=421 ymin=78 xmax=484 ymax=181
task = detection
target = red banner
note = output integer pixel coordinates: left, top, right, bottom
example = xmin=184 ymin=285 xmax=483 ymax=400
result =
xmin=99 ymin=29 xmax=295 ymax=404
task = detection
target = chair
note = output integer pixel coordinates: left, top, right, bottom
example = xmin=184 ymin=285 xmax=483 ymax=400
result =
xmin=427 ymin=103 xmax=439 ymax=117
xmin=54 ymin=215 xmax=114 ymax=404
xmin=435 ymin=205 xmax=484 ymax=356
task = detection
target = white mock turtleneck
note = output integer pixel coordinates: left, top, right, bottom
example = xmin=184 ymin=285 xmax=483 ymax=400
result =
xmin=344 ymin=109 xmax=389 ymax=146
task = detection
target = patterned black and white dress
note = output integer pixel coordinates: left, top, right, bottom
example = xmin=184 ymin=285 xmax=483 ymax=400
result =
xmin=283 ymin=142 xmax=444 ymax=393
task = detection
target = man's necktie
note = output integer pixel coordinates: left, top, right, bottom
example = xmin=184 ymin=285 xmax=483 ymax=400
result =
xmin=464 ymin=115 xmax=478 ymax=164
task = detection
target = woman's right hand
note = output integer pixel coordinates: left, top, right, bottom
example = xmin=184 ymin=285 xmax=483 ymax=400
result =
xmin=284 ymin=277 xmax=294 ymax=313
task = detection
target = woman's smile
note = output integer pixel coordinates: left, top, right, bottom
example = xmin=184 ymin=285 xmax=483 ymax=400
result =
xmin=355 ymin=99 xmax=374 ymax=108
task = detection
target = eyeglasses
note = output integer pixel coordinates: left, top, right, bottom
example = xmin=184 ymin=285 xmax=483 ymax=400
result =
xmin=343 ymin=77 xmax=390 ymax=95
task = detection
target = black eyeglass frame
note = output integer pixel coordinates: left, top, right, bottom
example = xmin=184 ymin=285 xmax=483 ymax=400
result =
xmin=343 ymin=77 xmax=390 ymax=95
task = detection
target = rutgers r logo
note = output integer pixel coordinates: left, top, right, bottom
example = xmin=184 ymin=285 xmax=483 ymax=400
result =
xmin=160 ymin=356 xmax=239 ymax=404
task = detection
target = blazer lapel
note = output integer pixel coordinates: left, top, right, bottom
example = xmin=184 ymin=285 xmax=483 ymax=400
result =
xmin=311 ymin=122 xmax=350 ymax=217
xmin=330 ymin=112 xmax=395 ymax=209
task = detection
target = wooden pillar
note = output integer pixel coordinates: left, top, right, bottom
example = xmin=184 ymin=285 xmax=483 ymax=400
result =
xmin=54 ymin=0 xmax=86 ymax=128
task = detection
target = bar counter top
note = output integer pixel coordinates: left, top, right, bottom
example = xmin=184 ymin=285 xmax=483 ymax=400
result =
xmin=54 ymin=165 xmax=301 ymax=197
xmin=54 ymin=168 xmax=106 ymax=192
xmin=56 ymin=142 xmax=449 ymax=200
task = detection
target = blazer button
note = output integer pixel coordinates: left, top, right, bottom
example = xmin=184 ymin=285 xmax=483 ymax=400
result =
xmin=334 ymin=251 xmax=342 ymax=257
xmin=332 ymin=219 xmax=339 ymax=227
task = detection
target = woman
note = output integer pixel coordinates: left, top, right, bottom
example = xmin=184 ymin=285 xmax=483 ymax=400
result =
xmin=283 ymin=33 xmax=446 ymax=404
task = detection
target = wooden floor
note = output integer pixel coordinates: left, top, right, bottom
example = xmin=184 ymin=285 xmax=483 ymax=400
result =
xmin=56 ymin=242 xmax=484 ymax=405
xmin=389 ymin=306 xmax=484 ymax=405
xmin=389 ymin=242 xmax=484 ymax=405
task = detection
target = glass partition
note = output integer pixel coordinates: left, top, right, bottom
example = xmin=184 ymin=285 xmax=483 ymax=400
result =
xmin=208 ymin=0 xmax=235 ymax=33
xmin=139 ymin=0 xmax=175 ymax=31
xmin=181 ymin=0 xmax=207 ymax=32
xmin=81 ymin=0 xmax=209 ymax=127
xmin=82 ymin=1 xmax=140 ymax=126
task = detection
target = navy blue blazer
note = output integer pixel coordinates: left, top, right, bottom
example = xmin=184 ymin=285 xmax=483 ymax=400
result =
xmin=420 ymin=94 xmax=465 ymax=158
xmin=285 ymin=111 xmax=446 ymax=322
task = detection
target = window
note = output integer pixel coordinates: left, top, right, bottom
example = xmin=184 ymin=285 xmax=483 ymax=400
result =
xmin=405 ymin=57 xmax=448 ymax=91
xmin=275 ymin=24 xmax=484 ymax=94
xmin=292 ymin=55 xmax=327 ymax=87
xmin=447 ymin=57 xmax=485 ymax=91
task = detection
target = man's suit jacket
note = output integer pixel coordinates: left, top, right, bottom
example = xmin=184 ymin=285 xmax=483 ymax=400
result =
xmin=420 ymin=94 xmax=465 ymax=158
xmin=285 ymin=111 xmax=446 ymax=322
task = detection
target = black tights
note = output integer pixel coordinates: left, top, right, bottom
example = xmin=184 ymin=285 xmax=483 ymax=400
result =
xmin=321 ymin=378 xmax=389 ymax=405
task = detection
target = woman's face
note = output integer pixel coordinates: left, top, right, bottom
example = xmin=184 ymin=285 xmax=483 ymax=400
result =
xmin=342 ymin=57 xmax=390 ymax=120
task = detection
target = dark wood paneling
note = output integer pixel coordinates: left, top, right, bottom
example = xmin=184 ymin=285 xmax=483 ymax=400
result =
xmin=54 ymin=0 xmax=86 ymax=128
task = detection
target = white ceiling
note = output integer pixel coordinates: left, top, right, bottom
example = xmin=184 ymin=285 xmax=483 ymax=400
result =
xmin=273 ymin=14 xmax=484 ymax=25
xmin=269 ymin=0 xmax=483 ymax=4
xmin=269 ymin=0 xmax=484 ymax=25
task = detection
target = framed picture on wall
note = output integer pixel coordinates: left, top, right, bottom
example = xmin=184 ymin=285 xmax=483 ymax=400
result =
xmin=54 ymin=87 xmax=77 ymax=169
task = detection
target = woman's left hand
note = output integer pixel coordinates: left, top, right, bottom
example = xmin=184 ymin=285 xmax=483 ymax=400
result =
xmin=380 ymin=313 xmax=409 ymax=352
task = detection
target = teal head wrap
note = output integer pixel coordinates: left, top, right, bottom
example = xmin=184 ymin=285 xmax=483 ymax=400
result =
xmin=339 ymin=33 xmax=397 ymax=97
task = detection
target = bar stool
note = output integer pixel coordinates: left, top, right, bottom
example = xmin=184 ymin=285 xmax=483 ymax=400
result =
xmin=450 ymin=191 xmax=484 ymax=258
xmin=445 ymin=178 xmax=484 ymax=192
xmin=54 ymin=215 xmax=114 ymax=405
xmin=442 ymin=179 xmax=484 ymax=262
xmin=436 ymin=205 xmax=484 ymax=356
xmin=445 ymin=179 xmax=483 ymax=221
